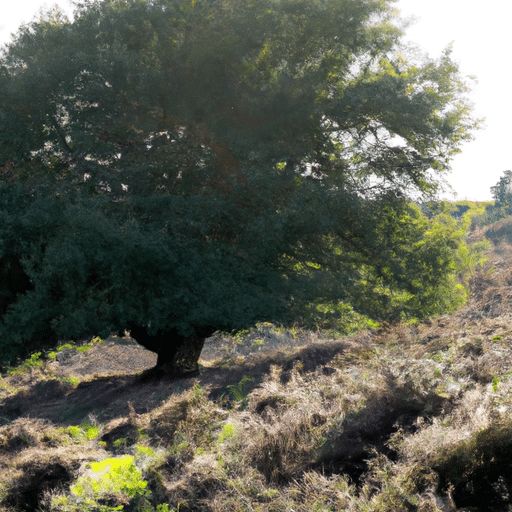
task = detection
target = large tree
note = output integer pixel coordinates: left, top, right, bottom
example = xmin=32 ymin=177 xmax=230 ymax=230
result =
xmin=0 ymin=0 xmax=478 ymax=375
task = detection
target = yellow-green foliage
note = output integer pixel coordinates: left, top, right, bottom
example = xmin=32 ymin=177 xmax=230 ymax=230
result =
xmin=64 ymin=422 xmax=100 ymax=443
xmin=48 ymin=338 xmax=103 ymax=362
xmin=59 ymin=375 xmax=81 ymax=389
xmin=76 ymin=337 xmax=103 ymax=352
xmin=52 ymin=455 xmax=148 ymax=511
xmin=134 ymin=444 xmax=160 ymax=469
xmin=7 ymin=352 xmax=43 ymax=375
xmin=218 ymin=423 xmax=236 ymax=444
xmin=455 ymin=200 xmax=489 ymax=218
xmin=72 ymin=455 xmax=147 ymax=498
xmin=401 ymin=202 xmax=489 ymax=318
xmin=56 ymin=343 xmax=75 ymax=351
xmin=436 ymin=212 xmax=487 ymax=278
xmin=295 ymin=200 xmax=489 ymax=331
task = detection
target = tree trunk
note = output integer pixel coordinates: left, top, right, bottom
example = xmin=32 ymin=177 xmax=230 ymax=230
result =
xmin=0 ymin=252 xmax=33 ymax=316
xmin=128 ymin=324 xmax=216 ymax=378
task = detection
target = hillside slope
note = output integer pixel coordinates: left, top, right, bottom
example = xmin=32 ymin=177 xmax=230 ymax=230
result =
xmin=2 ymin=227 xmax=512 ymax=511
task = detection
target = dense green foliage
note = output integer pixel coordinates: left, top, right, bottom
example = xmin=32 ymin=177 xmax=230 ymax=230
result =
xmin=0 ymin=0 xmax=479 ymax=365
xmin=302 ymin=200 xmax=488 ymax=329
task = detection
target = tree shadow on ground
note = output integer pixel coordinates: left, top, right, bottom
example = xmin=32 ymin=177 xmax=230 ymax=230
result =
xmin=0 ymin=336 xmax=362 ymax=427
xmin=201 ymin=337 xmax=359 ymax=404
xmin=0 ymin=374 xmax=197 ymax=426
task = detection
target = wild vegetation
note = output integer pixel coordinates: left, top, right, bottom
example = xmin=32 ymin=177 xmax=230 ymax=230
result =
xmin=0 ymin=0 xmax=479 ymax=374
xmin=1 ymin=213 xmax=512 ymax=512
xmin=0 ymin=0 xmax=504 ymax=509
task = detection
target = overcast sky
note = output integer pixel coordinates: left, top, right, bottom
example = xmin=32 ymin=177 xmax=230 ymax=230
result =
xmin=0 ymin=0 xmax=507 ymax=201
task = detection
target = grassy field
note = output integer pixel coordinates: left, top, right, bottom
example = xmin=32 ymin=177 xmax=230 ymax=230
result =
xmin=2 ymin=222 xmax=512 ymax=511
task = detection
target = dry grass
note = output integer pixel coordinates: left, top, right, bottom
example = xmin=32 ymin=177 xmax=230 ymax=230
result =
xmin=4 ymin=227 xmax=512 ymax=511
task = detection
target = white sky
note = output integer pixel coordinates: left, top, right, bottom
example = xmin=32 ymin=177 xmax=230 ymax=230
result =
xmin=0 ymin=0 xmax=508 ymax=201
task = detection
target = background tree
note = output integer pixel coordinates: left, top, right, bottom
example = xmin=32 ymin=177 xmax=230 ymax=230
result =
xmin=490 ymin=170 xmax=512 ymax=210
xmin=0 ymin=0 xmax=479 ymax=374
xmin=472 ymin=170 xmax=512 ymax=227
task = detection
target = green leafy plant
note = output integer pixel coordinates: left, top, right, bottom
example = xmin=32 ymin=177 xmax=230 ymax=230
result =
xmin=493 ymin=376 xmax=501 ymax=393
xmin=53 ymin=455 xmax=149 ymax=511
xmin=113 ymin=438 xmax=128 ymax=450
xmin=7 ymin=352 xmax=43 ymax=375
xmin=77 ymin=337 xmax=103 ymax=353
xmin=59 ymin=376 xmax=81 ymax=389
xmin=64 ymin=422 xmax=100 ymax=443
xmin=227 ymin=376 xmax=254 ymax=409
xmin=218 ymin=423 xmax=236 ymax=444
xmin=56 ymin=343 xmax=75 ymax=352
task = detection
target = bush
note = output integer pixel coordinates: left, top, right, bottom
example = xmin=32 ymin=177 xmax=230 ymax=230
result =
xmin=52 ymin=455 xmax=149 ymax=511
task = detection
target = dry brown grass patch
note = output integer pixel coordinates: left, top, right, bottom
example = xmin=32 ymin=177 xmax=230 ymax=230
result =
xmin=0 ymin=443 xmax=107 ymax=511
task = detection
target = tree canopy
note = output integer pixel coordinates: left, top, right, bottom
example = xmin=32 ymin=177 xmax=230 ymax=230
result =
xmin=0 ymin=0 xmax=479 ymax=372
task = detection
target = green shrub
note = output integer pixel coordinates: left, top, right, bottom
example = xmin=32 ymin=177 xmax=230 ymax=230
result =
xmin=52 ymin=455 xmax=149 ymax=511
